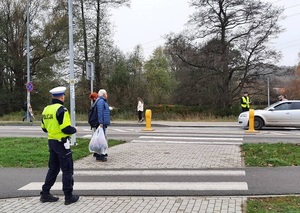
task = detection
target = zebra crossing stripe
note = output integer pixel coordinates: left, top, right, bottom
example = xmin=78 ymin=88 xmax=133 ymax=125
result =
xmin=113 ymin=129 xmax=128 ymax=132
xmin=132 ymin=140 xmax=242 ymax=145
xmin=142 ymin=133 xmax=243 ymax=137
xmin=73 ymin=170 xmax=246 ymax=176
xmin=139 ymin=136 xmax=243 ymax=141
xmin=19 ymin=182 xmax=248 ymax=191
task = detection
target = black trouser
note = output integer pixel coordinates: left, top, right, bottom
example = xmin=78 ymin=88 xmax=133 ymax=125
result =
xmin=241 ymin=107 xmax=249 ymax=112
xmin=42 ymin=140 xmax=74 ymax=199
xmin=138 ymin=110 xmax=143 ymax=121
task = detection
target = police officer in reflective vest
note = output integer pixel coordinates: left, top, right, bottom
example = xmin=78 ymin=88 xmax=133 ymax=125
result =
xmin=241 ymin=91 xmax=251 ymax=112
xmin=40 ymin=86 xmax=79 ymax=205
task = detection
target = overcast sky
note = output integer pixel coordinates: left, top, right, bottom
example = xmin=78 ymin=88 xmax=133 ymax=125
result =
xmin=111 ymin=0 xmax=300 ymax=66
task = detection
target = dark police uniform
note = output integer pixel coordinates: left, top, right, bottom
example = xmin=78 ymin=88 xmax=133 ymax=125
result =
xmin=40 ymin=87 xmax=78 ymax=204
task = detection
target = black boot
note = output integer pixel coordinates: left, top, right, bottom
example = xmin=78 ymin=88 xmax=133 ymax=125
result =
xmin=96 ymin=154 xmax=107 ymax=161
xmin=65 ymin=195 xmax=80 ymax=205
xmin=40 ymin=192 xmax=59 ymax=202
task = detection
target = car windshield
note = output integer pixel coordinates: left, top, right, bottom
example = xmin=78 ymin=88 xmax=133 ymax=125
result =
xmin=263 ymin=101 xmax=291 ymax=111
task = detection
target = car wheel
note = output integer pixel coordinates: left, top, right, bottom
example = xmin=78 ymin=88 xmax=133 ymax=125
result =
xmin=254 ymin=117 xmax=264 ymax=130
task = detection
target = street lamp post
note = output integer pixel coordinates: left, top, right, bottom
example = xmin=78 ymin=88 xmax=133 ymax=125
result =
xmin=68 ymin=0 xmax=76 ymax=145
xmin=267 ymin=77 xmax=270 ymax=106
xmin=26 ymin=0 xmax=31 ymax=122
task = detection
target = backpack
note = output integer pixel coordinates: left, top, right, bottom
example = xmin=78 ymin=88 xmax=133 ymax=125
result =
xmin=88 ymin=100 xmax=99 ymax=128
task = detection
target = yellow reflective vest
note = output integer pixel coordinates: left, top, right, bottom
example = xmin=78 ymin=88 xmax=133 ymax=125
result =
xmin=41 ymin=103 xmax=72 ymax=140
xmin=241 ymin=96 xmax=250 ymax=108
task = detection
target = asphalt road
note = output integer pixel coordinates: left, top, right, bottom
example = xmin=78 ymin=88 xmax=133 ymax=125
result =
xmin=1 ymin=167 xmax=300 ymax=199
xmin=1 ymin=123 xmax=300 ymax=199
xmin=1 ymin=123 xmax=300 ymax=143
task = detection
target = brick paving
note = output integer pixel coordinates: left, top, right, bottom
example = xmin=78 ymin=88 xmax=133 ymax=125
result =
xmin=0 ymin=196 xmax=246 ymax=213
xmin=75 ymin=143 xmax=243 ymax=169
xmin=0 ymin=122 xmax=247 ymax=213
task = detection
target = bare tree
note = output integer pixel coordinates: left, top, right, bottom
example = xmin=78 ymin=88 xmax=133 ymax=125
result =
xmin=166 ymin=0 xmax=284 ymax=110
xmin=0 ymin=0 xmax=70 ymax=114
xmin=75 ymin=0 xmax=130 ymax=88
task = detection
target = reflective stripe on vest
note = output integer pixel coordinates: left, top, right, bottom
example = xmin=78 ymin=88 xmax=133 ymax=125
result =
xmin=241 ymin=96 xmax=250 ymax=108
xmin=41 ymin=103 xmax=72 ymax=140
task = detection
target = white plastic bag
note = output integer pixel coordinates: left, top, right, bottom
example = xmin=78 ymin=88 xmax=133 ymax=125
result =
xmin=89 ymin=127 xmax=108 ymax=153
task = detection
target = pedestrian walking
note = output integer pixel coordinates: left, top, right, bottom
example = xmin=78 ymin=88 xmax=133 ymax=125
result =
xmin=40 ymin=86 xmax=79 ymax=205
xmin=137 ymin=97 xmax=144 ymax=122
xmin=22 ymin=101 xmax=34 ymax=122
xmin=278 ymin=95 xmax=288 ymax=101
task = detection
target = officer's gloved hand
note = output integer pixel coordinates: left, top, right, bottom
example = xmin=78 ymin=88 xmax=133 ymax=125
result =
xmin=61 ymin=137 xmax=71 ymax=149
xmin=61 ymin=137 xmax=70 ymax=143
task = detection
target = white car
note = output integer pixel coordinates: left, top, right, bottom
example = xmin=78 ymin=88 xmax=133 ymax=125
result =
xmin=238 ymin=100 xmax=300 ymax=129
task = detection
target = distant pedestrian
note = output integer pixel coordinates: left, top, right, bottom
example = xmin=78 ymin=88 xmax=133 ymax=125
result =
xmin=40 ymin=86 xmax=79 ymax=205
xmin=22 ymin=101 xmax=34 ymax=122
xmin=241 ymin=91 xmax=251 ymax=112
xmin=278 ymin=95 xmax=287 ymax=101
xmin=137 ymin=97 xmax=144 ymax=122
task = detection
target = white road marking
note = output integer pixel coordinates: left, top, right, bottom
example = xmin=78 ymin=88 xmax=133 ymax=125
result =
xmin=132 ymin=140 xmax=242 ymax=145
xmin=270 ymin=132 xmax=287 ymax=135
xmin=20 ymin=128 xmax=40 ymax=130
xmin=141 ymin=133 xmax=244 ymax=137
xmin=74 ymin=170 xmax=246 ymax=176
xmin=139 ymin=136 xmax=243 ymax=141
xmin=19 ymin=182 xmax=248 ymax=191
xmin=113 ymin=129 xmax=127 ymax=133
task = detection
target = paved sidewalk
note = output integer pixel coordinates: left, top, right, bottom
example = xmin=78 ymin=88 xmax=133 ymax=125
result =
xmin=0 ymin=196 xmax=246 ymax=213
xmin=75 ymin=143 xmax=243 ymax=169
xmin=0 ymin=121 xmax=247 ymax=213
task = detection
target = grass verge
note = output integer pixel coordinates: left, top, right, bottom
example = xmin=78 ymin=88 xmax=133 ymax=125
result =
xmin=241 ymin=143 xmax=300 ymax=212
xmin=246 ymin=196 xmax=300 ymax=213
xmin=0 ymin=137 xmax=125 ymax=168
xmin=241 ymin=143 xmax=300 ymax=167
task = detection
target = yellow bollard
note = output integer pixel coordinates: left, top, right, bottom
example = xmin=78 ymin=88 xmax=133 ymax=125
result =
xmin=246 ymin=109 xmax=258 ymax=133
xmin=143 ymin=109 xmax=154 ymax=131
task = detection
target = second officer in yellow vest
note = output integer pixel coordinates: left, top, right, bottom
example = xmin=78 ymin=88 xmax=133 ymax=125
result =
xmin=40 ymin=86 xmax=79 ymax=205
xmin=241 ymin=91 xmax=251 ymax=112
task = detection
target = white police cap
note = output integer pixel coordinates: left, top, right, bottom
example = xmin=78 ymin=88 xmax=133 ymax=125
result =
xmin=49 ymin=86 xmax=66 ymax=97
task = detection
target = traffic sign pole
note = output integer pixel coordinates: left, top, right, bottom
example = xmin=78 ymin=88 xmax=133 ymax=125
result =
xmin=69 ymin=0 xmax=76 ymax=146
xmin=26 ymin=0 xmax=31 ymax=123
